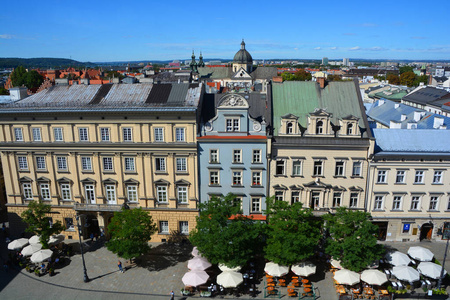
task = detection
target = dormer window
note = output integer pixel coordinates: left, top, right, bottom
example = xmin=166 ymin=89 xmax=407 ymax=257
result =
xmin=226 ymin=118 xmax=240 ymax=132
xmin=316 ymin=120 xmax=323 ymax=134
xmin=347 ymin=123 xmax=353 ymax=135
xmin=287 ymin=122 xmax=294 ymax=134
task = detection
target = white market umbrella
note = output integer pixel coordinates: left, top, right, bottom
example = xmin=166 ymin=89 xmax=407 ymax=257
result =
xmin=182 ymin=270 xmax=209 ymax=287
xmin=21 ymin=243 xmax=43 ymax=257
xmin=30 ymin=249 xmax=53 ymax=263
xmin=29 ymin=235 xmax=41 ymax=245
xmin=334 ymin=269 xmax=360 ymax=285
xmin=361 ymin=269 xmax=388 ymax=286
xmin=217 ymin=271 xmax=243 ymax=288
xmin=7 ymin=238 xmax=29 ymax=250
xmin=191 ymin=246 xmax=202 ymax=257
xmin=392 ymin=266 xmax=420 ymax=282
xmin=219 ymin=263 xmax=242 ymax=272
xmin=264 ymin=262 xmax=289 ymax=277
xmin=331 ymin=258 xmax=343 ymax=269
xmin=48 ymin=234 xmax=65 ymax=245
xmin=188 ymin=257 xmax=212 ymax=270
xmin=292 ymin=261 xmax=317 ymax=277
xmin=418 ymin=262 xmax=447 ymax=280
xmin=408 ymin=246 xmax=434 ymax=262
xmin=385 ymin=251 xmax=412 ymax=266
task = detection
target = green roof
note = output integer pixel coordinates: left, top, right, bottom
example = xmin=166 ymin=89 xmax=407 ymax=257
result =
xmin=272 ymin=81 xmax=365 ymax=135
xmin=372 ymin=90 xmax=407 ymax=100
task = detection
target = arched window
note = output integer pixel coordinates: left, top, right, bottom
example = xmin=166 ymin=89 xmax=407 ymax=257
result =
xmin=286 ymin=122 xmax=293 ymax=134
xmin=316 ymin=120 xmax=323 ymax=134
xmin=347 ymin=123 xmax=353 ymax=135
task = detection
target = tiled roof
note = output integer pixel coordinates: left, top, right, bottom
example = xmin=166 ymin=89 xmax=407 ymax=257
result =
xmin=402 ymin=86 xmax=450 ymax=106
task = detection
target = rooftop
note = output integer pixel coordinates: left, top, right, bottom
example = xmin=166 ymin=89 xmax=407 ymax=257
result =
xmin=402 ymin=86 xmax=450 ymax=106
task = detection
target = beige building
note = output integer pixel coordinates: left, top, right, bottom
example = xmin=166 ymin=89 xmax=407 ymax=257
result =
xmin=367 ymin=129 xmax=450 ymax=242
xmin=269 ymin=80 xmax=374 ymax=214
xmin=0 ymin=82 xmax=203 ymax=242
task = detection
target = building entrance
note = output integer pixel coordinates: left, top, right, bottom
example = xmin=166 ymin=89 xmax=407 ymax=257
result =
xmin=373 ymin=222 xmax=388 ymax=241
xmin=420 ymin=223 xmax=433 ymax=241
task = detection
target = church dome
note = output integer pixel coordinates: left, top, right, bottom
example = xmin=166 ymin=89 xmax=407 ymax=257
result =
xmin=233 ymin=40 xmax=253 ymax=64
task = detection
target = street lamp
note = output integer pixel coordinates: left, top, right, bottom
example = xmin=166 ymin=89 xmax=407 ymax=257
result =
xmin=437 ymin=227 xmax=450 ymax=289
xmin=76 ymin=214 xmax=90 ymax=283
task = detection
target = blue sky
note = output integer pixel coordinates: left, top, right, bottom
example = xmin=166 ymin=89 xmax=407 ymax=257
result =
xmin=1 ymin=0 xmax=449 ymax=62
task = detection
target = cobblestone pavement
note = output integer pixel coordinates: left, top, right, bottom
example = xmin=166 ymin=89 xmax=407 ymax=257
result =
xmin=1 ymin=233 xmax=450 ymax=300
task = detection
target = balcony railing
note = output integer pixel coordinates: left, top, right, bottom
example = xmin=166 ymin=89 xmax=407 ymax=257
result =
xmin=74 ymin=202 xmax=123 ymax=212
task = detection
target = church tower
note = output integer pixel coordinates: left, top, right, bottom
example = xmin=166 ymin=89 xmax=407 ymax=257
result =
xmin=232 ymin=39 xmax=253 ymax=73
xmin=190 ymin=51 xmax=198 ymax=72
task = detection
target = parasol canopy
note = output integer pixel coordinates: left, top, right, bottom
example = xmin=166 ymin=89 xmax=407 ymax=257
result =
xmin=218 ymin=263 xmax=242 ymax=272
xmin=182 ymin=270 xmax=209 ymax=287
xmin=8 ymin=238 xmax=29 ymax=250
xmin=217 ymin=271 xmax=243 ymax=288
xmin=28 ymin=235 xmax=41 ymax=245
xmin=361 ymin=269 xmax=388 ymax=286
xmin=391 ymin=265 xmax=420 ymax=282
xmin=30 ymin=249 xmax=53 ymax=263
xmin=417 ymin=262 xmax=447 ymax=280
xmin=264 ymin=262 xmax=289 ymax=277
xmin=385 ymin=251 xmax=412 ymax=266
xmin=21 ymin=243 xmax=43 ymax=257
xmin=408 ymin=246 xmax=434 ymax=262
xmin=187 ymin=257 xmax=212 ymax=270
xmin=334 ymin=269 xmax=360 ymax=285
xmin=291 ymin=261 xmax=316 ymax=277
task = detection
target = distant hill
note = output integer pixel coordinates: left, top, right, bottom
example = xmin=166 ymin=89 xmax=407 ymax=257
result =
xmin=0 ymin=58 xmax=93 ymax=69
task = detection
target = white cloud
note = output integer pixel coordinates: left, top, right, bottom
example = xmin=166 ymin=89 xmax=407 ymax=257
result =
xmin=294 ymin=47 xmax=298 ymax=51
xmin=330 ymin=47 xmax=337 ymax=50
xmin=0 ymin=34 xmax=13 ymax=39
xmin=369 ymin=46 xmax=387 ymax=51
xmin=314 ymin=47 xmax=321 ymax=50
xmin=349 ymin=46 xmax=361 ymax=51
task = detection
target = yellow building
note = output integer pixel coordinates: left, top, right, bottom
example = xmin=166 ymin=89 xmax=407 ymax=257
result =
xmin=0 ymin=83 xmax=203 ymax=242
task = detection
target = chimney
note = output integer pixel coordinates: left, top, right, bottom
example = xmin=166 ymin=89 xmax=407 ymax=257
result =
xmin=413 ymin=111 xmax=422 ymax=122
xmin=433 ymin=116 xmax=444 ymax=128
xmin=401 ymin=114 xmax=406 ymax=121
xmin=389 ymin=121 xmax=401 ymax=129
xmin=395 ymin=103 xmax=400 ymax=109
xmin=378 ymin=99 xmax=385 ymax=106
xmin=317 ymin=77 xmax=326 ymax=89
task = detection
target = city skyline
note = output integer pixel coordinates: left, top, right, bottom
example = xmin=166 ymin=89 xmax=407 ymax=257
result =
xmin=0 ymin=0 xmax=449 ymax=62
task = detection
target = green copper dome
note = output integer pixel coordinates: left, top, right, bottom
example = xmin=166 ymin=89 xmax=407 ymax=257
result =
xmin=233 ymin=40 xmax=253 ymax=64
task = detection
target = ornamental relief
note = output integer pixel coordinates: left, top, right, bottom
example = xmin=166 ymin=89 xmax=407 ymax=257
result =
xmin=218 ymin=94 xmax=248 ymax=108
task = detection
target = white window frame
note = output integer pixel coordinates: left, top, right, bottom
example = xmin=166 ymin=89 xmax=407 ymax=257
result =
xmin=316 ymin=120 xmax=323 ymax=134
xmin=232 ymin=170 xmax=242 ymax=186
xmin=179 ymin=221 xmax=189 ymax=235
xmin=414 ymin=170 xmax=424 ymax=184
xmin=124 ymin=157 xmax=135 ymax=172
xmin=36 ymin=156 xmax=46 ymax=170
xmin=209 ymin=170 xmax=219 ymax=185
xmin=396 ymin=170 xmax=406 ymax=183
xmin=175 ymin=127 xmax=185 ymax=142
xmin=210 ymin=149 xmax=219 ymax=163
xmin=352 ymin=161 xmax=362 ymax=176
xmin=350 ymin=193 xmax=358 ymax=208
xmin=22 ymin=183 xmax=33 ymax=200
xmin=157 ymin=185 xmax=168 ymax=203
xmin=40 ymin=183 xmax=51 ymax=201
xmin=377 ymin=170 xmax=387 ymax=183
xmin=226 ymin=118 xmax=240 ymax=132
xmin=100 ymin=128 xmax=110 ymax=142
xmin=291 ymin=191 xmax=300 ymax=204
xmin=374 ymin=195 xmax=384 ymax=210
xmin=276 ymin=160 xmax=285 ymax=175
xmin=176 ymin=157 xmax=187 ymax=172
xmin=347 ymin=123 xmax=353 ymax=135
xmin=53 ymin=127 xmax=63 ymax=141
xmin=252 ymin=149 xmax=261 ymax=163
xmin=14 ymin=128 xmax=23 ymax=141
xmin=155 ymin=157 xmax=166 ymax=172
xmin=429 ymin=196 xmax=439 ymax=211
xmin=122 ymin=127 xmax=132 ymax=142
xmin=154 ymin=127 xmax=164 ymax=142
xmin=287 ymin=122 xmax=294 ymax=134
xmin=292 ymin=160 xmax=302 ymax=176
xmin=411 ymin=196 xmax=421 ymax=210
xmin=275 ymin=191 xmax=284 ymax=201
xmin=32 ymin=128 xmax=42 ymax=141
xmin=85 ymin=184 xmax=95 ymax=204
xmin=335 ymin=161 xmax=345 ymax=177
xmin=332 ymin=192 xmax=342 ymax=207
xmin=159 ymin=221 xmax=169 ymax=234
xmin=60 ymin=183 xmax=72 ymax=201
xmin=79 ymin=127 xmax=89 ymax=141
xmin=81 ymin=157 xmax=92 ymax=171
xmin=313 ymin=160 xmax=323 ymax=176
xmin=433 ymin=171 xmax=443 ymax=184
xmin=105 ymin=184 xmax=116 ymax=204
xmin=102 ymin=157 xmax=113 ymax=171
xmin=252 ymin=171 xmax=261 ymax=186
xmin=18 ymin=156 xmax=28 ymax=170
xmin=127 ymin=185 xmax=138 ymax=202
xmin=57 ymin=156 xmax=67 ymax=171
xmin=177 ymin=186 xmax=188 ymax=203
xmin=233 ymin=149 xmax=242 ymax=163
xmin=392 ymin=195 xmax=402 ymax=210
xmin=251 ymin=198 xmax=261 ymax=212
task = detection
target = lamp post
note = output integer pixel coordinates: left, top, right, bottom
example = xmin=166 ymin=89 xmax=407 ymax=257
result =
xmin=437 ymin=227 xmax=450 ymax=289
xmin=76 ymin=214 xmax=90 ymax=283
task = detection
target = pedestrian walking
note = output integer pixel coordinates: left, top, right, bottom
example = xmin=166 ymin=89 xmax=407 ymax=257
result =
xmin=170 ymin=290 xmax=174 ymax=300
xmin=118 ymin=260 xmax=123 ymax=273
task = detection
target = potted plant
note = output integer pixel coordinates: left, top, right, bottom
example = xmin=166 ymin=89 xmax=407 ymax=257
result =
xmin=34 ymin=268 xmax=41 ymax=277
xmin=49 ymin=268 xmax=55 ymax=277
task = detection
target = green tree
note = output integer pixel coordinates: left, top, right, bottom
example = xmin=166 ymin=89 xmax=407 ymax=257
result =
xmin=0 ymin=86 xmax=9 ymax=95
xmin=400 ymin=71 xmax=416 ymax=87
xmin=327 ymin=74 xmax=343 ymax=81
xmin=294 ymin=69 xmax=312 ymax=81
xmin=399 ymin=66 xmax=414 ymax=74
xmin=264 ymin=197 xmax=322 ymax=266
xmin=414 ymin=74 xmax=429 ymax=86
xmin=21 ymin=200 xmax=64 ymax=249
xmin=107 ymin=208 xmax=157 ymax=260
xmin=387 ymin=74 xmax=400 ymax=85
xmin=24 ymin=70 xmax=44 ymax=89
xmin=281 ymin=72 xmax=296 ymax=81
xmin=10 ymin=66 xmax=27 ymax=87
xmin=324 ymin=207 xmax=384 ymax=272
xmin=189 ymin=193 xmax=265 ymax=268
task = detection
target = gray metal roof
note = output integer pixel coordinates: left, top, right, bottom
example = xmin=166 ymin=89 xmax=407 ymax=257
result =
xmin=402 ymin=86 xmax=450 ymax=106
xmin=273 ymin=136 xmax=371 ymax=147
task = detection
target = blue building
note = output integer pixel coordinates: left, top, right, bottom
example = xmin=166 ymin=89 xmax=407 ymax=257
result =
xmin=198 ymin=92 xmax=270 ymax=216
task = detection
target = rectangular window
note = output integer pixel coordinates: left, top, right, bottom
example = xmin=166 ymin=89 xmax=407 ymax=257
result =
xmin=14 ymin=128 xmax=23 ymax=141
xmin=292 ymin=160 xmax=302 ymax=176
xmin=252 ymin=171 xmax=261 ymax=186
xmin=374 ymin=196 xmax=384 ymax=210
xmin=429 ymin=196 xmax=439 ymax=211
xmin=210 ymin=149 xmax=219 ymax=163
xmin=447 ymin=198 xmax=450 ymax=210
xmin=85 ymin=185 xmax=95 ymax=204
xmin=276 ymin=160 xmax=285 ymax=175
xmin=157 ymin=186 xmax=167 ymax=202
xmin=105 ymin=185 xmax=116 ymax=204
xmin=124 ymin=157 xmax=135 ymax=172
xmin=275 ymin=191 xmax=284 ymax=201
xmin=210 ymin=171 xmax=219 ymax=185
xmin=103 ymin=157 xmax=113 ymax=171
xmin=40 ymin=184 xmax=51 ymax=201
xmin=81 ymin=157 xmax=92 ymax=171
xmin=411 ymin=196 xmax=420 ymax=210
xmin=226 ymin=118 xmax=240 ymax=132
xmin=291 ymin=191 xmax=300 ymax=204
xmin=18 ymin=156 xmax=28 ymax=170
xmin=311 ymin=192 xmax=320 ymax=208
xmin=159 ymin=221 xmax=169 ymax=234
xmin=57 ymin=156 xmax=67 ymax=171
xmin=377 ymin=170 xmax=387 ymax=183
xmin=232 ymin=171 xmax=242 ymax=186
xmin=393 ymin=196 xmax=402 ymax=210
xmin=127 ymin=185 xmax=138 ymax=202
xmin=155 ymin=157 xmax=166 ymax=172
xmin=350 ymin=193 xmax=358 ymax=208
xmin=154 ymin=127 xmax=164 ymax=142
xmin=32 ymin=128 xmax=42 ymax=141
xmin=313 ymin=161 xmax=323 ymax=176
xmin=177 ymin=186 xmax=188 ymax=203
xmin=65 ymin=217 xmax=74 ymax=230
xmin=175 ymin=128 xmax=185 ymax=142
xmin=233 ymin=149 xmax=242 ymax=163
xmin=333 ymin=192 xmax=342 ymax=207
xmin=122 ymin=127 xmax=132 ymax=142
xmin=251 ymin=198 xmax=261 ymax=212
xmin=176 ymin=157 xmax=187 ymax=172
xmin=36 ymin=156 xmax=46 ymax=170
xmin=414 ymin=170 xmax=424 ymax=183
xmin=433 ymin=171 xmax=443 ymax=184
xmin=60 ymin=184 xmax=71 ymax=201
xmin=53 ymin=128 xmax=63 ymax=141
xmin=396 ymin=170 xmax=405 ymax=183
xmin=352 ymin=161 xmax=362 ymax=176
xmin=79 ymin=128 xmax=89 ymax=141
xmin=100 ymin=128 xmax=110 ymax=141
xmin=180 ymin=221 xmax=189 ymax=234
xmin=22 ymin=183 xmax=33 ymax=200
xmin=252 ymin=150 xmax=261 ymax=163
xmin=335 ymin=161 xmax=344 ymax=176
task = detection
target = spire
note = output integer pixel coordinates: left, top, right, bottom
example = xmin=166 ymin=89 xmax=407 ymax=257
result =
xmin=241 ymin=39 xmax=245 ymax=50
xmin=198 ymin=51 xmax=205 ymax=67
xmin=190 ymin=50 xmax=198 ymax=72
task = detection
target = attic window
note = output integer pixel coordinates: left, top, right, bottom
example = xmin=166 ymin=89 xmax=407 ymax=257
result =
xmin=347 ymin=123 xmax=353 ymax=135
xmin=316 ymin=120 xmax=323 ymax=134
xmin=240 ymin=72 xmax=244 ymax=77
xmin=287 ymin=122 xmax=294 ymax=134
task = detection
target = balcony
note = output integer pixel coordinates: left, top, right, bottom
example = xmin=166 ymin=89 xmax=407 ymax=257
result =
xmin=74 ymin=202 xmax=123 ymax=212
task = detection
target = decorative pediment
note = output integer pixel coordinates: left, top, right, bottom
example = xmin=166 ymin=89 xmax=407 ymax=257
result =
xmin=303 ymin=180 xmax=332 ymax=189
xmin=175 ymin=179 xmax=191 ymax=186
xmin=81 ymin=178 xmax=96 ymax=184
xmin=102 ymin=178 xmax=118 ymax=185
xmin=154 ymin=179 xmax=170 ymax=185
xmin=124 ymin=178 xmax=140 ymax=185
xmin=289 ymin=184 xmax=304 ymax=190
xmin=309 ymin=108 xmax=332 ymax=117
xmin=231 ymin=67 xmax=252 ymax=79
xmin=218 ymin=94 xmax=249 ymax=108
xmin=281 ymin=113 xmax=299 ymax=120
xmin=57 ymin=177 xmax=73 ymax=184
xmin=349 ymin=186 xmax=364 ymax=191
xmin=273 ymin=184 xmax=288 ymax=190
xmin=19 ymin=176 xmax=33 ymax=183
xmin=341 ymin=114 xmax=360 ymax=121
xmin=36 ymin=176 xmax=50 ymax=183
xmin=332 ymin=185 xmax=347 ymax=191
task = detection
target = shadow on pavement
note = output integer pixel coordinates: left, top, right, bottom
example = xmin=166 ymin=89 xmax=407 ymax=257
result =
xmin=136 ymin=242 xmax=192 ymax=272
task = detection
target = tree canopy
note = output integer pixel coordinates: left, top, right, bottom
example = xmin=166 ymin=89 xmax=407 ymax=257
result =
xmin=400 ymin=71 xmax=416 ymax=87
xmin=10 ymin=66 xmax=44 ymax=89
xmin=189 ymin=193 xmax=265 ymax=268
xmin=281 ymin=70 xmax=312 ymax=82
xmin=324 ymin=207 xmax=384 ymax=272
xmin=21 ymin=200 xmax=64 ymax=249
xmin=264 ymin=197 xmax=322 ymax=266
xmin=399 ymin=66 xmax=414 ymax=74
xmin=107 ymin=207 xmax=157 ymax=260
xmin=386 ymin=74 xmax=400 ymax=85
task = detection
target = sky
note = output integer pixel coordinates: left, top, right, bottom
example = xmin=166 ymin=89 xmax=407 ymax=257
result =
xmin=1 ymin=0 xmax=449 ymax=62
